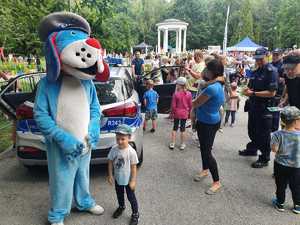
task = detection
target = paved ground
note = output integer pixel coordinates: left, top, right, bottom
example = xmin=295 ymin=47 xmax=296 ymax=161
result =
xmin=1 ymin=109 xmax=300 ymax=225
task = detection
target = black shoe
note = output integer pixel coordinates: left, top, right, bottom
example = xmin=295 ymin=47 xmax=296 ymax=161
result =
xmin=150 ymin=128 xmax=155 ymax=133
xmin=239 ymin=149 xmax=257 ymax=156
xmin=251 ymin=160 xmax=268 ymax=168
xmin=129 ymin=213 xmax=139 ymax=225
xmin=272 ymin=197 xmax=285 ymax=212
xmin=112 ymin=207 xmax=125 ymax=218
xmin=143 ymin=127 xmax=146 ymax=132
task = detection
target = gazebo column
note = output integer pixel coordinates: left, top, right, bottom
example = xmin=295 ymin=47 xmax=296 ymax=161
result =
xmin=175 ymin=30 xmax=179 ymax=53
xmin=157 ymin=29 xmax=161 ymax=54
xmin=183 ymin=29 xmax=187 ymax=52
xmin=163 ymin=29 xmax=168 ymax=53
xmin=178 ymin=28 xmax=182 ymax=53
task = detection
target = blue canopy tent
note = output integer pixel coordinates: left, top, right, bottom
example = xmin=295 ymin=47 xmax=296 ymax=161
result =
xmin=133 ymin=42 xmax=153 ymax=54
xmin=227 ymin=37 xmax=264 ymax=52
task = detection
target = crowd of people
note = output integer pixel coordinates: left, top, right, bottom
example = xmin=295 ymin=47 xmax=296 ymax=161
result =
xmin=1 ymin=46 xmax=300 ymax=223
xmin=128 ymin=47 xmax=300 ymax=214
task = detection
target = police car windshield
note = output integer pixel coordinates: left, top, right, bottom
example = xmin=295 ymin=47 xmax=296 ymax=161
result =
xmin=95 ymin=78 xmax=125 ymax=105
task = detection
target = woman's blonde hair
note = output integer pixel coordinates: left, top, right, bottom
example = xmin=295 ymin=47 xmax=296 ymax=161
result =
xmin=194 ymin=50 xmax=204 ymax=59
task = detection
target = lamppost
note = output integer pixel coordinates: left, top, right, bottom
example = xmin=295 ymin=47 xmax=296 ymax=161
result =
xmin=68 ymin=0 xmax=72 ymax=12
xmin=273 ymin=26 xmax=278 ymax=48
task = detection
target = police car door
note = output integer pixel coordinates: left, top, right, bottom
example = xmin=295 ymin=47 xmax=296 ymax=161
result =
xmin=137 ymin=65 xmax=183 ymax=114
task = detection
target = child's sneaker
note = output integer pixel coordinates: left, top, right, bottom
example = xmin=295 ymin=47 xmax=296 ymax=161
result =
xmin=293 ymin=205 xmax=300 ymax=214
xmin=272 ymin=197 xmax=285 ymax=212
xmin=179 ymin=143 xmax=186 ymax=151
xmin=112 ymin=206 xmax=125 ymax=218
xmin=169 ymin=143 xmax=175 ymax=150
xmin=129 ymin=213 xmax=139 ymax=225
xmin=150 ymin=128 xmax=155 ymax=133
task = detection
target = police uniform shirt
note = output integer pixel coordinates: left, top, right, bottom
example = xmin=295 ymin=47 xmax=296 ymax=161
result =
xmin=272 ymin=60 xmax=285 ymax=99
xmin=248 ymin=63 xmax=278 ymax=103
xmin=272 ymin=60 xmax=284 ymax=77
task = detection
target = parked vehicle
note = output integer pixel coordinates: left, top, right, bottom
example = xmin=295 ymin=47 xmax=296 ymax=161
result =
xmin=137 ymin=65 xmax=182 ymax=114
xmin=0 ymin=67 xmax=143 ymax=168
xmin=0 ymin=65 xmax=184 ymax=169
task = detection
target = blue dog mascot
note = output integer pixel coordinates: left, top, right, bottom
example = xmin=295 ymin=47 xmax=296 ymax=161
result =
xmin=34 ymin=12 xmax=109 ymax=225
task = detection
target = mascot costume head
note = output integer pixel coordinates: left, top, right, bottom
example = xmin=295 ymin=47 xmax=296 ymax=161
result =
xmin=34 ymin=12 xmax=108 ymax=225
xmin=39 ymin=11 xmax=109 ymax=82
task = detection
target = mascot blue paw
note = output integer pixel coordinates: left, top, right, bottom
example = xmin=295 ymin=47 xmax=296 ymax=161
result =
xmin=88 ymin=122 xmax=100 ymax=149
xmin=56 ymin=132 xmax=84 ymax=156
xmin=87 ymin=134 xmax=98 ymax=150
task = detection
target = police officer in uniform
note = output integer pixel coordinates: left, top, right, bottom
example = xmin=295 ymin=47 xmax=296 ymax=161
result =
xmin=239 ymin=48 xmax=278 ymax=168
xmin=271 ymin=48 xmax=284 ymax=131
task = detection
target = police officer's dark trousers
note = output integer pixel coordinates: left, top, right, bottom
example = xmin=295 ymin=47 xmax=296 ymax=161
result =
xmin=246 ymin=111 xmax=257 ymax=153
xmin=248 ymin=107 xmax=273 ymax=162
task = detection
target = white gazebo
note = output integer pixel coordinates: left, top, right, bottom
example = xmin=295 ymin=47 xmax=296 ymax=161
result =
xmin=156 ymin=19 xmax=189 ymax=54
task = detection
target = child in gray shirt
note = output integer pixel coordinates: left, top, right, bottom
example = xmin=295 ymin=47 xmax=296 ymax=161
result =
xmin=107 ymin=124 xmax=139 ymax=225
xmin=271 ymin=106 xmax=300 ymax=214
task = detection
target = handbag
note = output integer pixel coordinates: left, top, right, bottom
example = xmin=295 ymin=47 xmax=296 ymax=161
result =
xmin=244 ymin=99 xmax=250 ymax=112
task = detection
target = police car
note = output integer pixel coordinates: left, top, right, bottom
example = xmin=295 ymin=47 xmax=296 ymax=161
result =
xmin=0 ymin=67 xmax=143 ymax=168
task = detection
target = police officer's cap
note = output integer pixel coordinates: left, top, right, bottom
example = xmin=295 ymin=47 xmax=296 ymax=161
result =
xmin=283 ymin=55 xmax=300 ymax=65
xmin=38 ymin=12 xmax=91 ymax=41
xmin=253 ymin=48 xmax=268 ymax=59
xmin=272 ymin=48 xmax=282 ymax=54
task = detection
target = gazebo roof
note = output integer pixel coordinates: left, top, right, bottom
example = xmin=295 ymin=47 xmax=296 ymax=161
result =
xmin=156 ymin=18 xmax=188 ymax=27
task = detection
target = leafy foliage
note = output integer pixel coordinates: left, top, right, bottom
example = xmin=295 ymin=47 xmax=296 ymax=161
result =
xmin=0 ymin=0 xmax=299 ymax=56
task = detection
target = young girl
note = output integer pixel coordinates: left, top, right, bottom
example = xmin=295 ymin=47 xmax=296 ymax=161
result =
xmin=107 ymin=124 xmax=139 ymax=225
xmin=224 ymin=82 xmax=239 ymax=127
xmin=271 ymin=106 xmax=300 ymax=214
xmin=169 ymin=77 xmax=192 ymax=150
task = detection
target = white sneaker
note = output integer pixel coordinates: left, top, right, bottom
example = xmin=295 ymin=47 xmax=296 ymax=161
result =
xmin=179 ymin=143 xmax=186 ymax=150
xmin=88 ymin=204 xmax=104 ymax=215
xmin=169 ymin=142 xmax=175 ymax=150
xmin=52 ymin=223 xmax=64 ymax=225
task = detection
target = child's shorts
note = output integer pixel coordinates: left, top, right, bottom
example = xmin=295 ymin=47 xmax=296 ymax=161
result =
xmin=173 ymin=119 xmax=187 ymax=132
xmin=145 ymin=109 xmax=158 ymax=120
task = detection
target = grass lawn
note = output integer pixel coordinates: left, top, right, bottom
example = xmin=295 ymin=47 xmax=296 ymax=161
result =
xmin=0 ymin=113 xmax=13 ymax=153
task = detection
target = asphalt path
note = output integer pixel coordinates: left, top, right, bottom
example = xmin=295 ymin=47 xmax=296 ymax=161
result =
xmin=0 ymin=109 xmax=300 ymax=225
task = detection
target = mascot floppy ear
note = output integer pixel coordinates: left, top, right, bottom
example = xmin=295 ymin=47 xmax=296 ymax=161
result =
xmin=45 ymin=32 xmax=61 ymax=82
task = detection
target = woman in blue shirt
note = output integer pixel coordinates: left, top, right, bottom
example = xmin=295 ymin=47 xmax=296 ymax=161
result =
xmin=192 ymin=59 xmax=225 ymax=195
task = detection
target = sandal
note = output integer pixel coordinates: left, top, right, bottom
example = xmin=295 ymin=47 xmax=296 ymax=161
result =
xmin=205 ymin=185 xmax=222 ymax=195
xmin=193 ymin=172 xmax=208 ymax=182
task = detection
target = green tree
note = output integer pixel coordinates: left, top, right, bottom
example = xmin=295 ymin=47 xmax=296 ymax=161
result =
xmin=230 ymin=0 xmax=254 ymax=45
xmin=277 ymin=0 xmax=300 ymax=48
